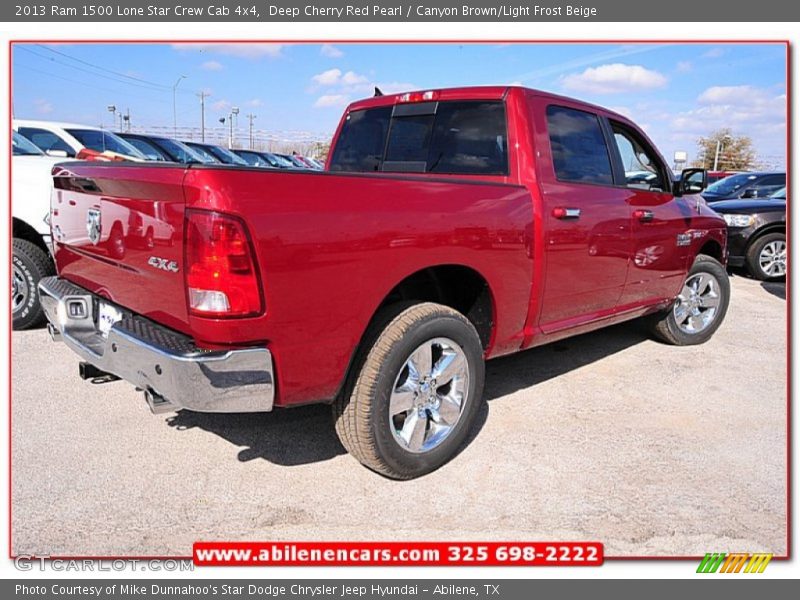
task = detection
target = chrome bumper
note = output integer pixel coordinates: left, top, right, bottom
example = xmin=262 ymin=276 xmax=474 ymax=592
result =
xmin=38 ymin=276 xmax=274 ymax=414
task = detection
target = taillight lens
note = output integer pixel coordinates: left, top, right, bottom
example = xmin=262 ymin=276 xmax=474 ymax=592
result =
xmin=184 ymin=210 xmax=263 ymax=317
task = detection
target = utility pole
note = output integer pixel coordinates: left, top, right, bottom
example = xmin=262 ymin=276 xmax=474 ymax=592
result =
xmin=172 ymin=75 xmax=187 ymax=137
xmin=229 ymin=107 xmax=240 ymax=148
xmin=246 ymin=114 xmax=257 ymax=149
xmin=197 ymin=91 xmax=210 ymax=142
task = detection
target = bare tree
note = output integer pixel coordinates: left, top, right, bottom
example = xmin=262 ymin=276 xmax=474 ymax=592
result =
xmin=692 ymin=129 xmax=756 ymax=171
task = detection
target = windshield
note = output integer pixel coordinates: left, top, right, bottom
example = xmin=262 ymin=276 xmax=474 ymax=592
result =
xmin=185 ymin=143 xmax=221 ymax=163
xmin=206 ymin=145 xmax=249 ymax=165
xmin=267 ymin=153 xmax=294 ymax=168
xmin=770 ymin=187 xmax=786 ymax=200
xmin=121 ymin=136 xmax=167 ymax=161
xmin=12 ymin=131 xmax=44 ymax=156
xmin=66 ymin=128 xmax=147 ymax=158
xmin=705 ymin=173 xmax=759 ymax=195
xmin=155 ymin=138 xmax=209 ymax=164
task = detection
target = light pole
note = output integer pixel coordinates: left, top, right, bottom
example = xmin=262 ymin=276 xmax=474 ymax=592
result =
xmin=107 ymin=105 xmax=116 ymax=129
xmin=246 ymin=113 xmax=256 ymax=149
xmin=713 ymin=134 xmax=733 ymax=171
xmin=229 ymin=107 xmax=239 ymax=148
xmin=197 ymin=91 xmax=210 ymax=142
xmin=172 ymin=75 xmax=187 ymax=137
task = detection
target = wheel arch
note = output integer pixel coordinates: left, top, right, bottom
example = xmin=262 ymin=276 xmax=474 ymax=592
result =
xmin=745 ymin=223 xmax=786 ymax=253
xmin=12 ymin=217 xmax=50 ymax=256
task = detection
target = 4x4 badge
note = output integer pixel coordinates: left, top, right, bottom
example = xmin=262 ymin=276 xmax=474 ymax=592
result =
xmin=148 ymin=256 xmax=179 ymax=273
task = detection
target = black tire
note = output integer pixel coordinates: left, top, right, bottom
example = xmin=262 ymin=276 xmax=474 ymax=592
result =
xmin=333 ymin=302 xmax=485 ymax=480
xmin=746 ymin=232 xmax=786 ymax=281
xmin=648 ymin=254 xmax=730 ymax=346
xmin=12 ymin=238 xmax=54 ymax=331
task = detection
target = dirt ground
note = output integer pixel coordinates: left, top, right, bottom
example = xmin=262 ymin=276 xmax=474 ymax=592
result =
xmin=11 ymin=274 xmax=787 ymax=557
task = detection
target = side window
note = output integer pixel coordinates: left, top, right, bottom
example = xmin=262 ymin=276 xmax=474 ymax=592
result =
xmin=546 ymin=106 xmax=613 ymax=185
xmin=610 ymin=121 xmax=667 ymax=192
xmin=17 ymin=127 xmax=75 ymax=156
xmin=329 ymin=106 xmax=392 ymax=172
xmin=751 ymin=175 xmax=786 ymax=197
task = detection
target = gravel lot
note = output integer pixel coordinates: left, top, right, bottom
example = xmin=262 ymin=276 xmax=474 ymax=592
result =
xmin=11 ymin=274 xmax=787 ymax=557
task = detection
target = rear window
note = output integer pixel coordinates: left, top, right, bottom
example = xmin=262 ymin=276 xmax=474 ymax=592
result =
xmin=546 ymin=105 xmax=613 ymax=185
xmin=329 ymin=100 xmax=508 ymax=175
xmin=18 ymin=127 xmax=75 ymax=156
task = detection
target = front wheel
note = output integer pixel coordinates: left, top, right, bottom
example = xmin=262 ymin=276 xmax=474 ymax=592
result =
xmin=746 ymin=232 xmax=786 ymax=281
xmin=648 ymin=254 xmax=730 ymax=346
xmin=333 ymin=302 xmax=485 ymax=480
xmin=12 ymin=238 xmax=55 ymax=330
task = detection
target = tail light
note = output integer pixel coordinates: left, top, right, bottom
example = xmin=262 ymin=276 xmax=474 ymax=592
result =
xmin=184 ymin=209 xmax=263 ymax=317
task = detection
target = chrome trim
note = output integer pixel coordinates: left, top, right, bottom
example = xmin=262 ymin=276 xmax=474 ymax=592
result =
xmin=38 ymin=276 xmax=274 ymax=414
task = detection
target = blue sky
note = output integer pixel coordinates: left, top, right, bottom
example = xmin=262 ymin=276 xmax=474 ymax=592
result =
xmin=12 ymin=42 xmax=787 ymax=167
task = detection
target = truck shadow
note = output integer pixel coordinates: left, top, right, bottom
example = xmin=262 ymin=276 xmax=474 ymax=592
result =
xmin=165 ymin=321 xmax=647 ymax=468
xmin=760 ymin=281 xmax=786 ymax=300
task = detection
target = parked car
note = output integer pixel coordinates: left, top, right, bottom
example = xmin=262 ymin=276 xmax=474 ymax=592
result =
xmin=11 ymin=132 xmax=75 ymax=329
xmin=709 ymin=186 xmax=787 ymax=280
xmin=14 ymin=119 xmax=146 ymax=162
xmin=701 ymin=171 xmax=786 ymax=201
xmin=183 ymin=141 xmax=249 ymax=166
xmin=41 ymin=86 xmax=729 ymax=479
xmin=232 ymin=149 xmax=294 ymax=169
xmin=276 ymin=153 xmax=312 ymax=169
xmin=116 ymin=133 xmax=212 ymax=164
xmin=706 ymin=170 xmax=740 ymax=185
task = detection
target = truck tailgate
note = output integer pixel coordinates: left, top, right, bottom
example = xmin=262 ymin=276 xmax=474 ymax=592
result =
xmin=51 ymin=163 xmax=190 ymax=334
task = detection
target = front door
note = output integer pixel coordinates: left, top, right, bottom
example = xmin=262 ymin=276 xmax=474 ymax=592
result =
xmin=607 ymin=119 xmax=692 ymax=306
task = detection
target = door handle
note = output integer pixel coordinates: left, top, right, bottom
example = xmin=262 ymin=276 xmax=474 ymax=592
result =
xmin=552 ymin=207 xmax=581 ymax=219
xmin=633 ymin=209 xmax=654 ymax=222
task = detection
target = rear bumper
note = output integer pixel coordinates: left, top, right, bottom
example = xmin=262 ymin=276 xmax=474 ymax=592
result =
xmin=38 ymin=276 xmax=274 ymax=414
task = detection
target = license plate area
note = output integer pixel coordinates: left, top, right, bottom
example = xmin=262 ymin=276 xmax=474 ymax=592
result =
xmin=96 ymin=301 xmax=123 ymax=338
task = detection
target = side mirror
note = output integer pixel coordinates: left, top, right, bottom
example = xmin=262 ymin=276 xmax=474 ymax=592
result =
xmin=675 ymin=168 xmax=707 ymax=197
xmin=740 ymin=188 xmax=759 ymax=199
xmin=45 ymin=149 xmax=69 ymax=158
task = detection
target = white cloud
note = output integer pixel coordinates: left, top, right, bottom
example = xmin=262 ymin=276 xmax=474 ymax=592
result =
xmin=172 ymin=43 xmax=288 ymax=59
xmin=561 ymin=63 xmax=667 ymax=94
xmin=341 ymin=70 xmax=368 ymax=86
xmin=245 ymin=98 xmax=263 ymax=107
xmin=211 ymin=99 xmax=231 ymax=112
xmin=201 ymin=60 xmax=223 ymax=71
xmin=312 ymin=68 xmax=343 ymax=86
xmin=314 ymin=94 xmax=350 ymax=108
xmin=33 ymin=98 xmax=53 ymax=115
xmin=320 ymin=44 xmax=343 ymax=58
xmin=676 ymin=61 xmax=693 ymax=73
xmin=702 ymin=47 xmax=725 ymax=59
xmin=697 ymin=85 xmax=754 ymax=104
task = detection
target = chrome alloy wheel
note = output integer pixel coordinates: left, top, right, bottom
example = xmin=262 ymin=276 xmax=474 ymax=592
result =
xmin=11 ymin=264 xmax=29 ymax=315
xmin=389 ymin=337 xmax=470 ymax=454
xmin=758 ymin=240 xmax=787 ymax=277
xmin=673 ymin=272 xmax=721 ymax=334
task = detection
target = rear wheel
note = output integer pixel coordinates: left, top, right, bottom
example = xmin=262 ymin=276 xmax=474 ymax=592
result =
xmin=648 ymin=254 xmax=730 ymax=346
xmin=746 ymin=232 xmax=786 ymax=281
xmin=333 ymin=302 xmax=485 ymax=480
xmin=12 ymin=238 xmax=54 ymax=330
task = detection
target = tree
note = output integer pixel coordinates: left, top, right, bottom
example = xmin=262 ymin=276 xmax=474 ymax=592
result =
xmin=692 ymin=129 xmax=756 ymax=171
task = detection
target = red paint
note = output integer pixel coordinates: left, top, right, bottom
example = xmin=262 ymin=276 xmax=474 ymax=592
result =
xmin=51 ymin=86 xmax=727 ymax=409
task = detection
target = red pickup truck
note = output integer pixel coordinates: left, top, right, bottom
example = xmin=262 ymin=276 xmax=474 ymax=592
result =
xmin=40 ymin=86 xmax=729 ymax=479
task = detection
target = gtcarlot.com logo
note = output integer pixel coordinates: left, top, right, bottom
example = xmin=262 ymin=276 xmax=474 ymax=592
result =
xmin=696 ymin=552 xmax=773 ymax=574
xmin=14 ymin=555 xmax=194 ymax=572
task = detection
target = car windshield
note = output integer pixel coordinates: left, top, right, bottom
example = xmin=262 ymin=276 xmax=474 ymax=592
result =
xmin=186 ymin=143 xmax=222 ymax=163
xmin=121 ymin=136 xmax=167 ymax=161
xmin=207 ymin=145 xmax=249 ymax=165
xmin=66 ymin=128 xmax=147 ymax=158
xmin=770 ymin=187 xmax=786 ymax=200
xmin=705 ymin=173 xmax=759 ymax=195
xmin=156 ymin=138 xmax=210 ymax=164
xmin=267 ymin=153 xmax=294 ymax=168
xmin=12 ymin=131 xmax=44 ymax=156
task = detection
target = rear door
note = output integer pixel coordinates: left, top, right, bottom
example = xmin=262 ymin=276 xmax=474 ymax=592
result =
xmin=606 ymin=119 xmax=692 ymax=306
xmin=532 ymin=102 xmax=632 ymax=331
